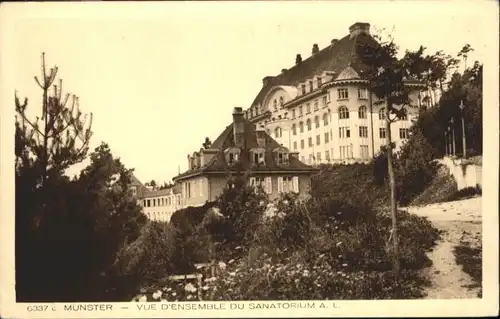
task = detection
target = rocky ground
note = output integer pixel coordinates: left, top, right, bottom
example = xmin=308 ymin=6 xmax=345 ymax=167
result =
xmin=403 ymin=197 xmax=482 ymax=299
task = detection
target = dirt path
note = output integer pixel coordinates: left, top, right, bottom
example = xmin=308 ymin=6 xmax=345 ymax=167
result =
xmin=403 ymin=197 xmax=482 ymax=299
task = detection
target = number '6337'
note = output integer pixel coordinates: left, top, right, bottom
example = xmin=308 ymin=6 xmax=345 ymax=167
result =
xmin=27 ymin=305 xmax=50 ymax=311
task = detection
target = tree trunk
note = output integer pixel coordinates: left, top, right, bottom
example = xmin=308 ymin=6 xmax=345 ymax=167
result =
xmin=369 ymin=83 xmax=375 ymax=158
xmin=385 ymin=100 xmax=400 ymax=280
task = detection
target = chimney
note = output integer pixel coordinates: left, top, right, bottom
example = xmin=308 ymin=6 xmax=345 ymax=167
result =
xmin=187 ymin=154 xmax=192 ymax=170
xmin=295 ymin=54 xmax=302 ymax=65
xmin=349 ymin=22 xmax=370 ymax=39
xmin=262 ymin=76 xmax=274 ymax=86
xmin=255 ymin=124 xmax=266 ymax=148
xmin=232 ymin=107 xmax=245 ymax=148
xmin=331 ymin=38 xmax=338 ymax=45
xmin=312 ymin=43 xmax=319 ymax=54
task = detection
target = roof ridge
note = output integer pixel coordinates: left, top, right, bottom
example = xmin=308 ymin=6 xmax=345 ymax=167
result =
xmin=276 ymin=34 xmax=351 ymax=80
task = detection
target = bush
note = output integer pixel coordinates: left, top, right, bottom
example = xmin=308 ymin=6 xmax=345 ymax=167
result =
xmin=133 ymin=190 xmax=440 ymax=301
xmin=111 ymin=221 xmax=197 ymax=300
xmin=446 ymin=185 xmax=482 ymax=202
xmin=394 ymin=129 xmax=439 ymax=205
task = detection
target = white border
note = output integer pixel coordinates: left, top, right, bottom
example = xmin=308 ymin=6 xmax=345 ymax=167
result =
xmin=1 ymin=1 xmax=498 ymax=318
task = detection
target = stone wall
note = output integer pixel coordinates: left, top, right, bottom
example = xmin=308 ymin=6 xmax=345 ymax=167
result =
xmin=438 ymin=156 xmax=482 ymax=190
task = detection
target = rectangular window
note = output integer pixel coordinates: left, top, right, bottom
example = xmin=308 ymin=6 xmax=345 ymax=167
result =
xmin=400 ymin=128 xmax=409 ymax=139
xmin=308 ymin=137 xmax=313 ymax=147
xmin=359 ymin=126 xmax=368 ymax=138
xmin=360 ymin=145 xmax=369 ymax=158
xmin=250 ymin=177 xmax=266 ymax=191
xmin=293 ymin=141 xmax=297 ymax=150
xmin=339 ymin=127 xmax=351 ymax=138
xmin=301 ymin=139 xmax=305 ymax=149
xmin=379 ymin=127 xmax=386 ymax=139
xmin=322 ymin=95 xmax=328 ymax=106
xmin=324 ymin=132 xmax=329 ymax=143
xmin=314 ymin=100 xmax=319 ymax=111
xmin=299 ymin=106 xmax=303 ymax=116
xmin=317 ymin=152 xmax=322 ymax=161
xmin=265 ymin=177 xmax=272 ymax=194
xmin=339 ymin=145 xmax=353 ymax=159
xmin=292 ymin=109 xmax=296 ymax=118
xmin=337 ymin=88 xmax=349 ymax=100
xmin=316 ymin=135 xmax=320 ymax=145
xmin=358 ymin=88 xmax=368 ymax=99
xmin=325 ymin=150 xmax=330 ymax=160
xmin=279 ymin=176 xmax=294 ymax=193
xmin=306 ymin=103 xmax=311 ymax=114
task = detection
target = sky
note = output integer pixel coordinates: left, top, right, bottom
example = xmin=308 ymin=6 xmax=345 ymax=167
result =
xmin=2 ymin=1 xmax=496 ymax=185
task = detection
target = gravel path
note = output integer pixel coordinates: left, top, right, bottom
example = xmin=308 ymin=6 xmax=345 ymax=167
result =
xmin=403 ymin=197 xmax=482 ymax=299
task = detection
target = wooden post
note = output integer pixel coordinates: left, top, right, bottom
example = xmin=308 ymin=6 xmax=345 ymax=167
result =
xmin=459 ymin=100 xmax=467 ymax=158
xmin=451 ymin=118 xmax=456 ymax=156
xmin=445 ymin=131 xmax=448 ymax=156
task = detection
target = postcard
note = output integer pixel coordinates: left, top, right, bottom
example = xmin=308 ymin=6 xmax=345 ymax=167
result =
xmin=0 ymin=1 xmax=498 ymax=318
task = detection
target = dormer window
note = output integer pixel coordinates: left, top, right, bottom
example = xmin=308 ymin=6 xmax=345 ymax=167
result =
xmin=301 ymin=84 xmax=306 ymax=95
xmin=273 ymin=99 xmax=278 ymax=111
xmin=251 ymin=148 xmax=266 ymax=166
xmin=279 ymin=96 xmax=284 ymax=108
xmin=273 ymin=147 xmax=290 ymax=165
xmin=309 ymin=80 xmax=313 ymax=92
xmin=224 ymin=147 xmax=241 ymax=165
xmin=317 ymin=76 xmax=322 ymax=87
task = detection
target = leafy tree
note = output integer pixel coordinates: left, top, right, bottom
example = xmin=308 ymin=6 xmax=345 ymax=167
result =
xmin=357 ymin=30 xmax=429 ymax=279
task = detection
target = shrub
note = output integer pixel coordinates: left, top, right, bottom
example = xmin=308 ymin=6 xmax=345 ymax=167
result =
xmin=394 ymin=129 xmax=439 ymax=205
xmin=133 ymin=195 xmax=440 ymax=301
xmin=111 ymin=221 xmax=194 ymax=299
xmin=446 ymin=185 xmax=482 ymax=202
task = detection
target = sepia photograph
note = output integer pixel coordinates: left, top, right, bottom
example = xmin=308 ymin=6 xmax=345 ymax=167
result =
xmin=0 ymin=1 xmax=498 ymax=318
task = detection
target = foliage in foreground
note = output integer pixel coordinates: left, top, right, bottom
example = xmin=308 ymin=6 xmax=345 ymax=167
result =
xmin=453 ymin=243 xmax=482 ymax=298
xmin=133 ymin=182 xmax=440 ymax=301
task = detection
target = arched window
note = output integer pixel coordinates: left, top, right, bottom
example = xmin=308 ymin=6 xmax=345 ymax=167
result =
xmin=358 ymin=106 xmax=367 ymax=119
xmin=273 ymin=99 xmax=277 ymax=111
xmin=292 ymin=124 xmax=297 ymax=135
xmin=323 ymin=113 xmax=329 ymax=126
xmin=275 ymin=127 xmax=282 ymax=138
xmin=314 ymin=116 xmax=320 ymax=128
xmin=339 ymin=106 xmax=349 ymax=119
xmin=299 ymin=121 xmax=304 ymax=133
xmin=306 ymin=119 xmax=312 ymax=131
xmin=279 ymin=96 xmax=284 ymax=107
xmin=379 ymin=108 xmax=386 ymax=120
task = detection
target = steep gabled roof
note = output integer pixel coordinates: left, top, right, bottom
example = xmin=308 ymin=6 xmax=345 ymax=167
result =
xmin=173 ymin=119 xmax=318 ymax=181
xmin=250 ymin=32 xmax=377 ymax=108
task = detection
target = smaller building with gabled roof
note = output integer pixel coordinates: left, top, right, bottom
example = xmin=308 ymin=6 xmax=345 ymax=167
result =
xmin=171 ymin=107 xmax=319 ymax=208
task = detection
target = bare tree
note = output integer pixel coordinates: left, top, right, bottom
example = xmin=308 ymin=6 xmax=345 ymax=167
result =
xmin=15 ymin=52 xmax=93 ymax=187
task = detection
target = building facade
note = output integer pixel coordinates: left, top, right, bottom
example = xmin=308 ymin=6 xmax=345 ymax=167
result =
xmin=171 ymin=107 xmax=319 ymax=209
xmin=244 ymin=22 xmax=426 ymax=165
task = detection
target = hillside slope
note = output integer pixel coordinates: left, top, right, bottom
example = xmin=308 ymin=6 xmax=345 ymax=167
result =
xmin=410 ymin=164 xmax=458 ymax=207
